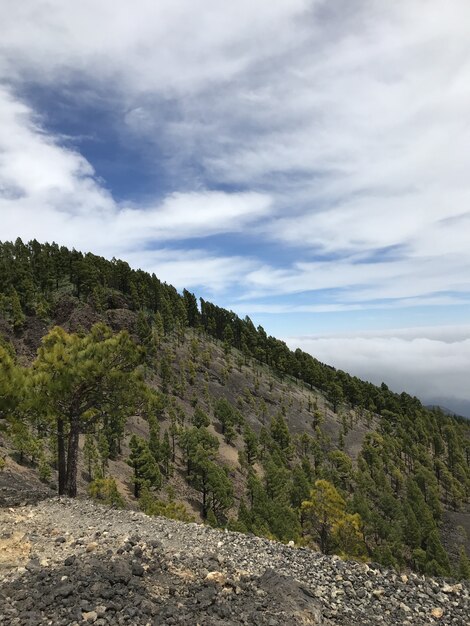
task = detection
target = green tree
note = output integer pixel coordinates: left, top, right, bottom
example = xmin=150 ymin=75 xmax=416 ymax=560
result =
xmin=83 ymin=434 xmax=100 ymax=479
xmin=302 ymin=479 xmax=347 ymax=554
xmin=425 ymin=529 xmax=450 ymax=576
xmin=161 ymin=431 xmax=172 ymax=477
xmin=88 ymin=477 xmax=125 ymax=508
xmin=214 ymin=397 xmax=238 ymax=444
xmin=152 ymin=311 xmax=165 ymax=348
xmin=10 ymin=289 xmax=26 ymax=330
xmin=0 ymin=346 xmax=24 ymax=427
xmin=270 ymin=413 xmax=291 ymax=451
xmin=128 ymin=435 xmax=162 ymax=498
xmin=327 ymin=383 xmax=344 ymax=413
xmin=457 ymin=546 xmax=470 ymax=580
xmin=193 ymin=406 xmax=210 ymax=428
xmin=9 ymin=420 xmax=41 ymax=465
xmin=290 ymin=464 xmax=311 ymax=510
xmin=178 ymin=427 xmax=219 ymax=477
xmin=139 ymin=488 xmax=194 ymax=522
xmin=244 ymin=427 xmax=258 ymax=466
xmin=223 ymin=324 xmax=234 ymax=355
xmin=29 ymin=324 xmax=142 ymax=497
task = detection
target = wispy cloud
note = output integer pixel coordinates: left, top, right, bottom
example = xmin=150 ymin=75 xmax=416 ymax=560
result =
xmin=0 ymin=85 xmax=270 ymax=292
xmin=123 ymin=248 xmax=257 ymax=294
xmin=228 ymin=296 xmax=470 ymax=316
xmin=2 ymin=3 xmax=470 ymax=308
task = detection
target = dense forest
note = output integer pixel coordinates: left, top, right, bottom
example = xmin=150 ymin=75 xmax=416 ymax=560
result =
xmin=1 ymin=238 xmax=470 ymax=580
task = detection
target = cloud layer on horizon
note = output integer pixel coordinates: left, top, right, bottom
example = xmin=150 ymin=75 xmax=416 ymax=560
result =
xmin=286 ymin=325 xmax=470 ymax=411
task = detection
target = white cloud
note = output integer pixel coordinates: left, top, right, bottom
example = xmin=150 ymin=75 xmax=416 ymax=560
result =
xmin=237 ymin=253 xmax=470 ymax=303
xmin=0 ymin=84 xmax=271 ymax=292
xmin=0 ymin=1 xmax=312 ymax=93
xmin=286 ymin=326 xmax=470 ymax=409
xmin=2 ymin=3 xmax=470 ymax=310
xmin=120 ymin=191 xmax=272 ymax=243
xmin=123 ymin=248 xmax=256 ymax=293
xmin=229 ymin=296 xmax=469 ymax=316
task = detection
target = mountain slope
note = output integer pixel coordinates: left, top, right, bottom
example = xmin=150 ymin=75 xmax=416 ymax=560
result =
xmin=0 ymin=238 xmax=469 ymax=580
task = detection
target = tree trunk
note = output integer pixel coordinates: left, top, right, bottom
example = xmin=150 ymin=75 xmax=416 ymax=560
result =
xmin=202 ymin=479 xmax=208 ymax=519
xmin=319 ymin=523 xmax=328 ymax=554
xmin=65 ymin=419 xmax=80 ymax=497
xmin=57 ymin=417 xmax=66 ymax=495
xmin=134 ymin=471 xmax=140 ymax=498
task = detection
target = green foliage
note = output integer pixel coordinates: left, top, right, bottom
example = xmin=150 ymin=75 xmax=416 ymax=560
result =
xmin=425 ymin=529 xmax=450 ymax=577
xmin=240 ymin=470 xmax=301 ymax=542
xmin=302 ymin=479 xmax=366 ymax=558
xmin=128 ymin=434 xmax=162 ymax=498
xmin=38 ymin=455 xmax=52 ymax=482
xmin=290 ymin=464 xmax=311 ymax=509
xmin=139 ymin=488 xmax=195 ymax=522
xmin=88 ymin=478 xmax=125 ymax=508
xmin=270 ymin=413 xmax=291 ymax=451
xmin=189 ymin=444 xmax=233 ymax=521
xmin=97 ymin=432 xmax=110 ymax=476
xmin=10 ymin=289 xmax=26 ymax=330
xmin=193 ymin=406 xmax=210 ymax=428
xmin=28 ymin=323 xmax=143 ymax=497
xmin=243 ymin=427 xmax=258 ymax=466
xmin=457 ymin=546 xmax=470 ymax=580
xmin=152 ymin=311 xmax=165 ymax=348
xmin=9 ymin=420 xmax=42 ymax=465
xmin=160 ymin=431 xmax=172 ymax=477
xmin=0 ymin=346 xmax=24 ymax=424
xmin=327 ymin=383 xmax=344 ymax=413
xmin=214 ymin=397 xmax=241 ymax=445
xmin=83 ymin=434 xmax=100 ymax=480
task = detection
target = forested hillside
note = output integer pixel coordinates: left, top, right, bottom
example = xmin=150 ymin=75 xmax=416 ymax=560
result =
xmin=1 ymin=238 xmax=469 ymax=580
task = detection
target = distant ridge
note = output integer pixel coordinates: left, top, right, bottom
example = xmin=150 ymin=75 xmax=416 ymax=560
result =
xmin=425 ymin=398 xmax=470 ymax=420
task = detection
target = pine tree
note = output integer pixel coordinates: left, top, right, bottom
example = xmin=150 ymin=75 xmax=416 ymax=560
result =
xmin=327 ymin=382 xmax=344 ymax=413
xmin=223 ymin=324 xmax=234 ymax=355
xmin=128 ymin=435 xmax=162 ymax=498
xmin=301 ymin=479 xmax=346 ymax=554
xmin=193 ymin=406 xmax=210 ymax=428
xmin=244 ymin=427 xmax=258 ymax=466
xmin=425 ymin=529 xmax=450 ymax=577
xmin=29 ymin=324 xmax=142 ymax=497
xmin=457 ymin=546 xmax=470 ymax=580
xmin=83 ymin=434 xmax=100 ymax=479
xmin=161 ymin=431 xmax=172 ymax=477
xmin=0 ymin=345 xmax=24 ymax=425
xmin=153 ymin=311 xmax=165 ymax=348
xmin=10 ymin=289 xmax=25 ymax=330
xmin=214 ymin=397 xmax=237 ymax=443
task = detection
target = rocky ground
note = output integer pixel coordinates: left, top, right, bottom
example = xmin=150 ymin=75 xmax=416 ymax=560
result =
xmin=0 ymin=498 xmax=468 ymax=626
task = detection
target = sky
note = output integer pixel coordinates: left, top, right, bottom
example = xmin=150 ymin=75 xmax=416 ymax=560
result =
xmin=1 ymin=1 xmax=470 ymax=414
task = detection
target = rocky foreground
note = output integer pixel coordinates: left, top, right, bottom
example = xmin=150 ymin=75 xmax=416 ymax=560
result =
xmin=0 ymin=499 xmax=468 ymax=626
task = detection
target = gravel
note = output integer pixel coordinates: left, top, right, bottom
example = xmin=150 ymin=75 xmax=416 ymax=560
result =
xmin=0 ymin=498 xmax=468 ymax=625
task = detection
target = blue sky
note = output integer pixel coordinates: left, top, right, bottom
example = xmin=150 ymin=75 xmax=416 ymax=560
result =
xmin=1 ymin=1 xmax=470 ymax=413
